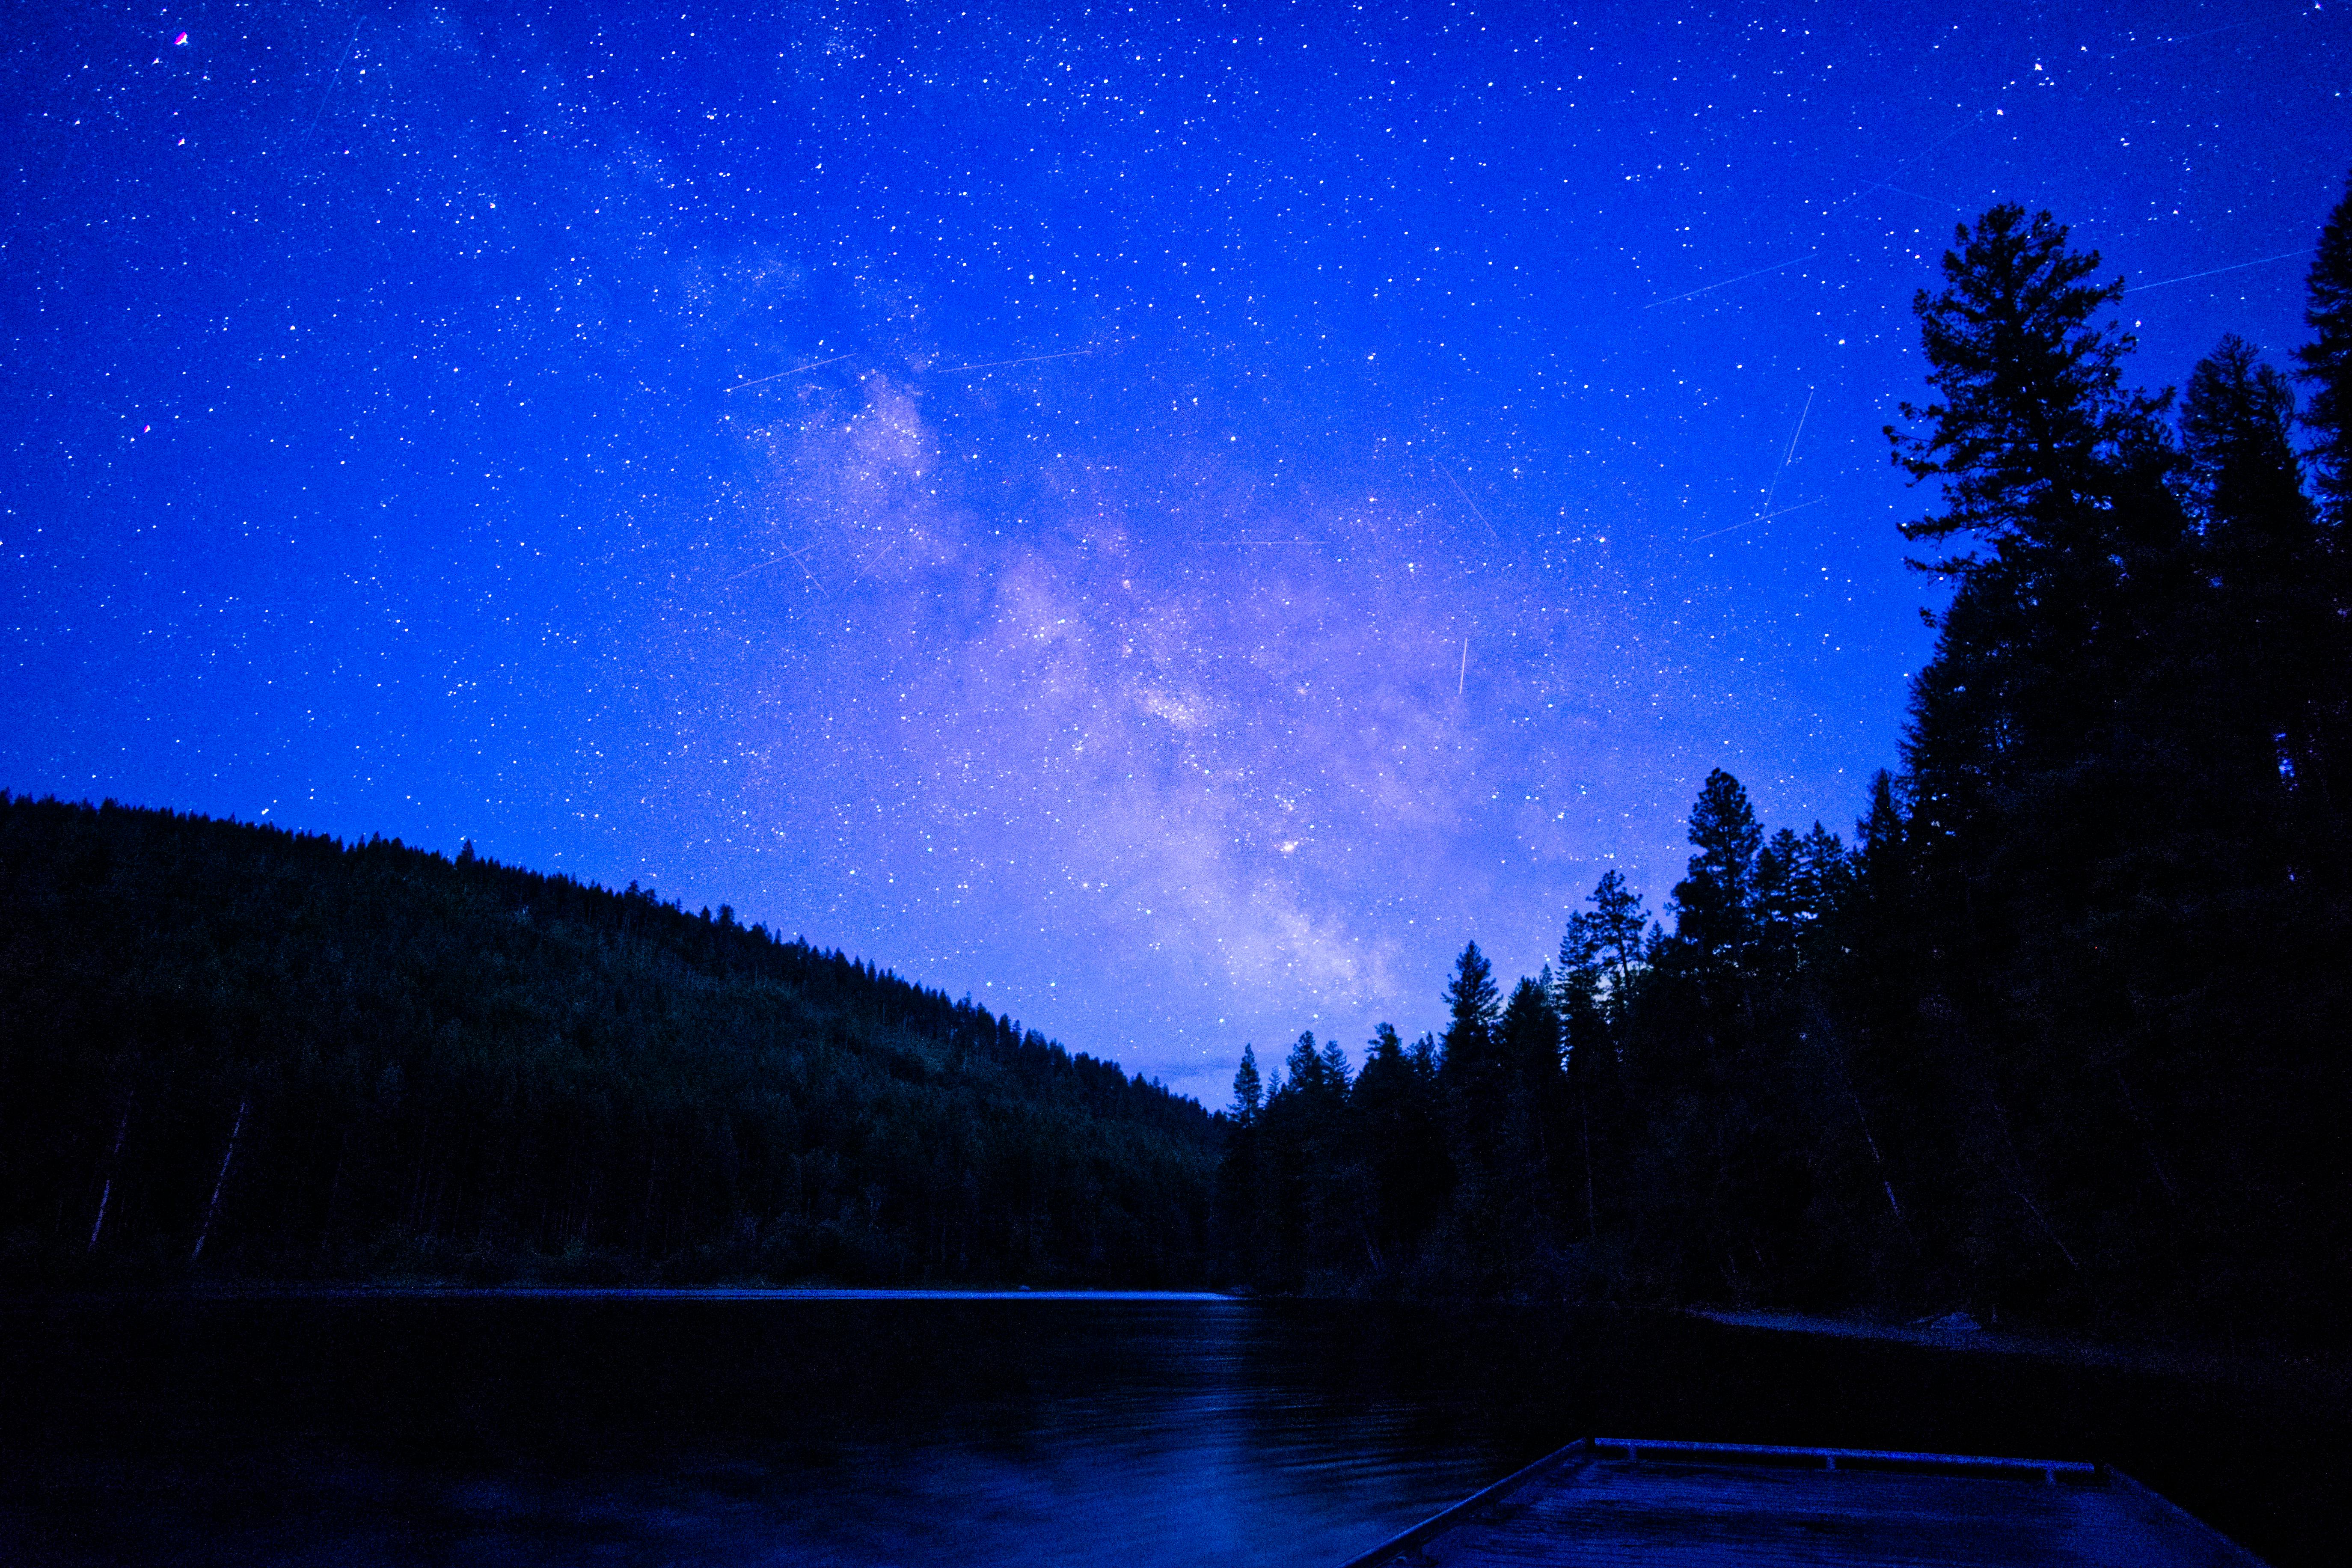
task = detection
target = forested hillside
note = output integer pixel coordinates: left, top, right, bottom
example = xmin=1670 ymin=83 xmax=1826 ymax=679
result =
xmin=1217 ymin=184 xmax=2352 ymax=1345
xmin=0 ymin=796 xmax=1217 ymax=1285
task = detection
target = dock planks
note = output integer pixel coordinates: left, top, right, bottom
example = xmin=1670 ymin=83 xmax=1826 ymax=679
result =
xmin=1339 ymin=1439 xmax=2267 ymax=1567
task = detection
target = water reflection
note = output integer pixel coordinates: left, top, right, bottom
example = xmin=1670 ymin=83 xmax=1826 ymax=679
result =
xmin=0 ymin=1294 xmax=2340 ymax=1566
xmin=0 ymin=1296 xmax=1524 ymax=1566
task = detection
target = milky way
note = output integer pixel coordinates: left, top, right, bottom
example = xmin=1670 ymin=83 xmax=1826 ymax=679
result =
xmin=4 ymin=1 xmax=2343 ymax=1101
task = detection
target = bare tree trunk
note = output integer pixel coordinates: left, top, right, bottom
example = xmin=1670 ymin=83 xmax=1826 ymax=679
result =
xmin=1804 ymin=1011 xmax=1912 ymax=1237
xmin=2011 ymin=1185 xmax=2085 ymax=1277
xmin=1986 ymin=1094 xmax=2084 ymax=1278
xmin=191 ymin=1099 xmax=247 ymax=1264
xmin=2110 ymin=1065 xmax=2180 ymax=1204
xmin=87 ymin=1098 xmax=133 ymax=1254
xmin=1846 ymin=1090 xmax=1912 ymax=1232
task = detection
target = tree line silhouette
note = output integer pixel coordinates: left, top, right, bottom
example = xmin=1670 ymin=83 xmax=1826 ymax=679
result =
xmin=1216 ymin=183 xmax=2352 ymax=1342
xmin=0 ymin=797 xmax=1215 ymax=1285
xmin=7 ymin=179 xmax=2348 ymax=1325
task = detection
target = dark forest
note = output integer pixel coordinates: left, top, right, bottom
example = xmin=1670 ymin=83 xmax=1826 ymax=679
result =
xmin=0 ymin=796 xmax=1216 ymax=1286
xmin=1216 ymin=186 xmax=2352 ymax=1344
xmin=7 ymin=181 xmax=2350 ymax=1344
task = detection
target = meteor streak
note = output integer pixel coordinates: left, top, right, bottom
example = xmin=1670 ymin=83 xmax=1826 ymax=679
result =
xmin=941 ymin=346 xmax=1099 ymax=374
xmin=2134 ymin=249 xmax=2312 ymax=292
xmin=1645 ymin=252 xmax=1820 ymax=309
xmin=726 ymin=352 xmax=853 ymax=392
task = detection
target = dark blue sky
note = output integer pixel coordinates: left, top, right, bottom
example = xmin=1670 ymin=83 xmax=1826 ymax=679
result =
xmin=6 ymin=0 xmax=2343 ymax=1101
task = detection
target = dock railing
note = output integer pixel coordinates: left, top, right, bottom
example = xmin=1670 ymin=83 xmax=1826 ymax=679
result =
xmin=1334 ymin=1436 xmax=2263 ymax=1568
xmin=1591 ymin=1436 xmax=2102 ymax=1486
xmin=1335 ymin=1439 xmax=1595 ymax=1568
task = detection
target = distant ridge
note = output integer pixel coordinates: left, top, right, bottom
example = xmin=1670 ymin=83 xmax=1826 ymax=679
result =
xmin=0 ymin=793 xmax=1218 ymax=1287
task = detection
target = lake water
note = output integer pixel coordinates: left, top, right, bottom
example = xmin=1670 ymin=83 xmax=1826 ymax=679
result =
xmin=0 ymin=1292 xmax=2339 ymax=1566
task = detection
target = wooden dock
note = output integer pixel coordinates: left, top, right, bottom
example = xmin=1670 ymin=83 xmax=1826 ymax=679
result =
xmin=1339 ymin=1438 xmax=2269 ymax=1567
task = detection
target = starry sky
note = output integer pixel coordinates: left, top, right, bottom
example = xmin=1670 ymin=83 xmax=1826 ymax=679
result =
xmin=5 ymin=1 xmax=2345 ymax=1103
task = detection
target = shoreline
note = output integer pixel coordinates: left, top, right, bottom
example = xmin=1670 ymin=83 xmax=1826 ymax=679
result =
xmin=1682 ymin=1305 xmax=2352 ymax=1397
xmin=0 ymin=1283 xmax=1241 ymax=1304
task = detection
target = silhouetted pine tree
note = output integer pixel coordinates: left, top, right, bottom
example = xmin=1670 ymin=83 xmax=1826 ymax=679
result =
xmin=1436 ymin=942 xmax=1511 ymax=1279
xmin=2297 ymin=172 xmax=2352 ymax=521
xmin=1555 ymin=873 xmax=1645 ymax=1251
xmin=1661 ymin=770 xmax=1764 ymax=998
xmin=1349 ymin=1022 xmax=1447 ymax=1277
xmin=1215 ymin=1045 xmax=1263 ymax=1281
xmin=1495 ymin=976 xmax=1568 ymax=1283
xmin=1890 ymin=205 xmax=2182 ymax=950
xmin=1876 ymin=199 xmax=2352 ymax=1333
xmin=2285 ymin=176 xmax=2352 ymax=821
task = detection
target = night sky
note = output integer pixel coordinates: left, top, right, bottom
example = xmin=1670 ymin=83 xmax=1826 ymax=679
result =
xmin=6 ymin=1 xmax=2344 ymax=1103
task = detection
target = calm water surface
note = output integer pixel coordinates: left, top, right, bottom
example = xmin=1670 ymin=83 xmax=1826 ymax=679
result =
xmin=0 ymin=1292 xmax=2340 ymax=1566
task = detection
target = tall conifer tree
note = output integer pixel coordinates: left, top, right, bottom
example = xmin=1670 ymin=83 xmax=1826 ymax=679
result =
xmin=1889 ymin=206 xmax=2180 ymax=890
xmin=2296 ymin=172 xmax=2352 ymax=519
xmin=1666 ymin=769 xmax=1764 ymax=985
